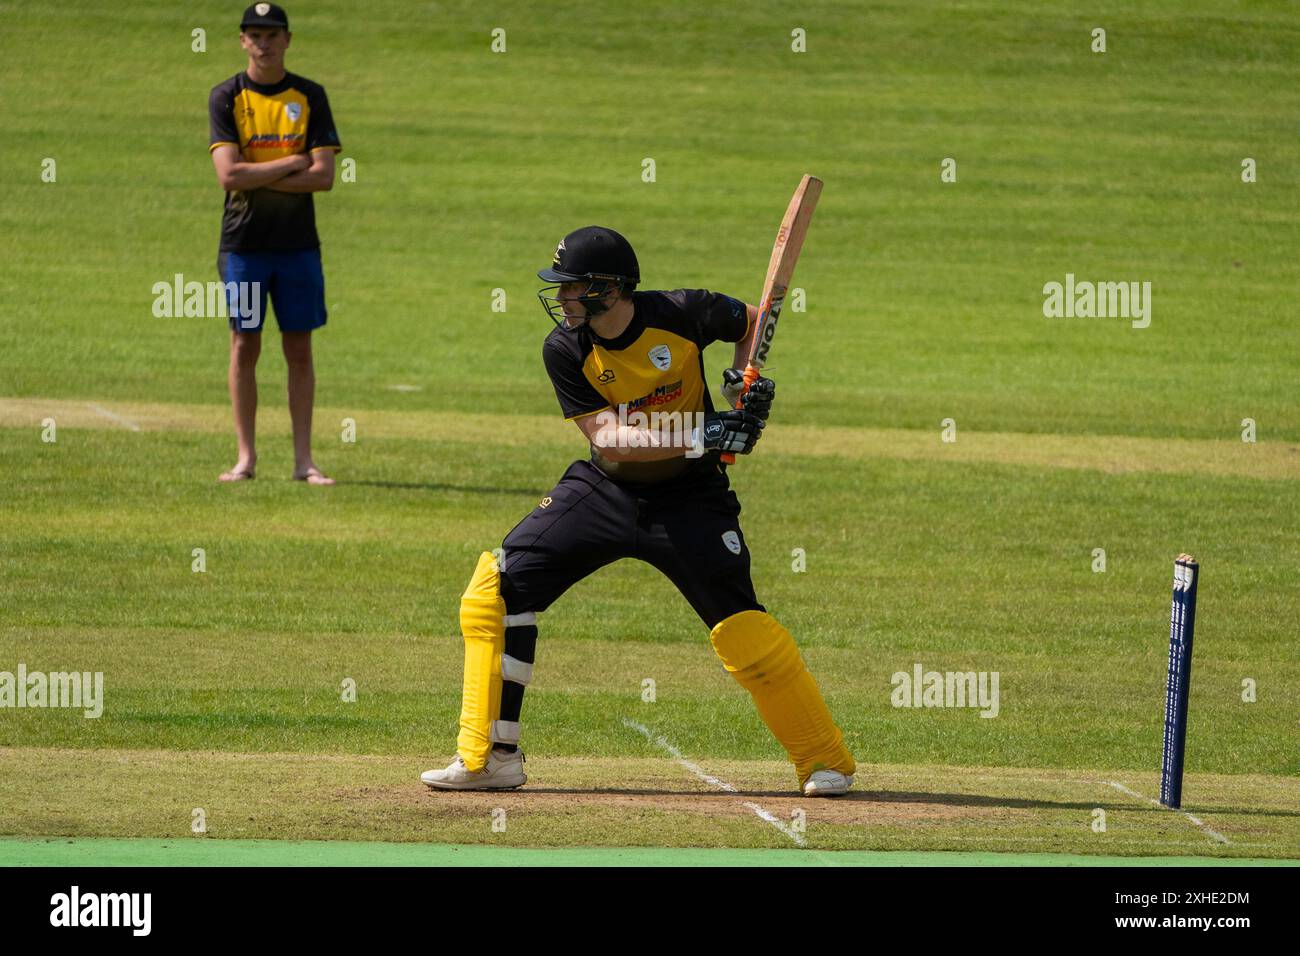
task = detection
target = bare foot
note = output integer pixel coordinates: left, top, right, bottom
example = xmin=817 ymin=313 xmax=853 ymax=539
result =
xmin=219 ymin=464 xmax=256 ymax=482
xmin=293 ymin=466 xmax=335 ymax=486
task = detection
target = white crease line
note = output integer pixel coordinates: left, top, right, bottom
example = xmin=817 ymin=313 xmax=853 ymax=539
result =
xmin=621 ymin=717 xmax=805 ymax=846
xmin=870 ymin=771 xmax=1113 ymax=787
xmin=741 ymin=801 xmax=807 ymax=844
xmin=884 ymin=835 xmax=1264 ymax=849
xmin=87 ymin=403 xmax=141 ymax=432
xmin=1106 ymin=781 xmax=1231 ymax=845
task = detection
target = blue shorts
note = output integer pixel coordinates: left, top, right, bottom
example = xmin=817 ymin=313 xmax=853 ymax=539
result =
xmin=216 ymin=249 xmax=327 ymax=333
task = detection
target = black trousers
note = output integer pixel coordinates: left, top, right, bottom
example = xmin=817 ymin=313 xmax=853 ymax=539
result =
xmin=499 ymin=459 xmax=765 ymax=629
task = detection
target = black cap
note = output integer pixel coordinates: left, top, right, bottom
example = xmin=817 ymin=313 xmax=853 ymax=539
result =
xmin=538 ymin=226 xmax=640 ymax=284
xmin=241 ymin=2 xmax=289 ymax=30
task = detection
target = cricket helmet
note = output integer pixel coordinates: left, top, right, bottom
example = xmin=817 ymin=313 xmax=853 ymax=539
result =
xmin=537 ymin=226 xmax=640 ymax=332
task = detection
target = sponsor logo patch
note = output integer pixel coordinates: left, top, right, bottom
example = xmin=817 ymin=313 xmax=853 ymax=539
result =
xmin=626 ymin=379 xmax=682 ymax=412
xmin=245 ymin=133 xmax=306 ymax=150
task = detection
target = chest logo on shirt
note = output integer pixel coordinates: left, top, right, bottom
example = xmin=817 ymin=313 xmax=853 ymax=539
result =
xmin=597 ymin=368 xmax=615 ymax=383
xmin=647 ymin=344 xmax=672 ymax=370
xmin=285 ymin=102 xmax=302 ymax=123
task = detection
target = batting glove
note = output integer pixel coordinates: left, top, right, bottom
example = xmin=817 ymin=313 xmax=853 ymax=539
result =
xmin=721 ymin=368 xmax=776 ymax=421
xmin=696 ymin=409 xmax=765 ymax=455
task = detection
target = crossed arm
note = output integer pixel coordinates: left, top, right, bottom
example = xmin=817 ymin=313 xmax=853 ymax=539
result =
xmin=210 ymin=144 xmax=336 ymax=193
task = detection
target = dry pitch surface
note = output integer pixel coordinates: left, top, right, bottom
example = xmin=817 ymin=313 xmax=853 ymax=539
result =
xmin=2 ymin=748 xmax=1296 ymax=859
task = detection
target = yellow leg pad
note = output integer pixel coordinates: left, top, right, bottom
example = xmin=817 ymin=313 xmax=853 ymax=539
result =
xmin=456 ymin=551 xmax=506 ymax=772
xmin=710 ymin=610 xmax=856 ymax=786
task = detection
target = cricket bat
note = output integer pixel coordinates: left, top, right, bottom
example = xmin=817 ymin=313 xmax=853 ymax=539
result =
xmin=721 ymin=173 xmax=822 ymax=464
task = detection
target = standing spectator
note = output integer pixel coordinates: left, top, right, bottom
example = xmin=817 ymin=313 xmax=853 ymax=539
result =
xmin=208 ymin=3 xmax=341 ymax=484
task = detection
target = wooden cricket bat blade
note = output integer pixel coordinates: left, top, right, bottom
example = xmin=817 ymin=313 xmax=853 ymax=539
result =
xmin=721 ymin=174 xmax=822 ymax=465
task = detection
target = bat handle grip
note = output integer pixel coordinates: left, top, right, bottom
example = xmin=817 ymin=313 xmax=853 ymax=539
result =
xmin=719 ymin=363 xmax=762 ymax=466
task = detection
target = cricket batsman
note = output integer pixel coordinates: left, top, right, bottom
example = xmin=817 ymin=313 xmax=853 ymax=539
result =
xmin=422 ymin=226 xmax=856 ymax=796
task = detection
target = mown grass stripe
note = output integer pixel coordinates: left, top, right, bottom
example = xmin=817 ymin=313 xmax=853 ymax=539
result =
xmin=2 ymin=397 xmax=1294 ymax=480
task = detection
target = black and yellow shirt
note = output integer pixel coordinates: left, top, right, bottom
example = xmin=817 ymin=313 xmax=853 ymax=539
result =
xmin=543 ymin=289 xmax=751 ymax=483
xmin=208 ymin=71 xmax=342 ymax=252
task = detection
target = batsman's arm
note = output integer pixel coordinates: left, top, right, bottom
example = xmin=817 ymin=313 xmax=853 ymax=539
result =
xmin=210 ymin=144 xmax=310 ymax=191
xmin=734 ymin=303 xmax=759 ymax=372
xmin=573 ymin=410 xmax=684 ymax=462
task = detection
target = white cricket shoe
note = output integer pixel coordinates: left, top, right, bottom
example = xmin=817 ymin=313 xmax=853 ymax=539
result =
xmin=802 ymin=769 xmax=854 ymax=797
xmin=421 ymin=749 xmax=527 ymax=791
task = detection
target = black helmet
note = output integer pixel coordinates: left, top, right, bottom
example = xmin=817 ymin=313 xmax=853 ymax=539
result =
xmin=537 ymin=226 xmax=639 ymax=331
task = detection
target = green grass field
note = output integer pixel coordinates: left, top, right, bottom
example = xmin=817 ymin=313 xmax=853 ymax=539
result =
xmin=0 ymin=1 xmax=1296 ymax=864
